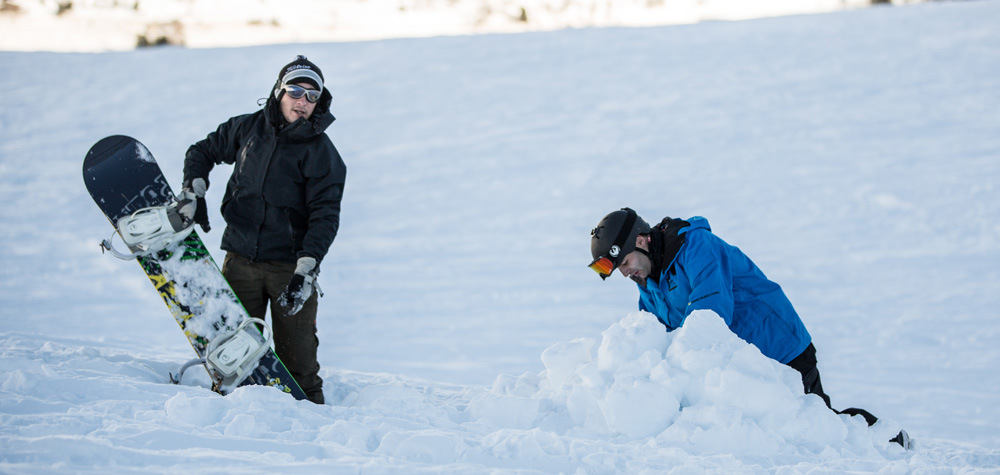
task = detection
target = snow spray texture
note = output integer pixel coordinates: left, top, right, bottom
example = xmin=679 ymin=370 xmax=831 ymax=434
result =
xmin=82 ymin=135 xmax=307 ymax=400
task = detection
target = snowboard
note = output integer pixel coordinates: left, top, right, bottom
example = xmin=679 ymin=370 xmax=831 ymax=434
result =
xmin=83 ymin=135 xmax=308 ymax=401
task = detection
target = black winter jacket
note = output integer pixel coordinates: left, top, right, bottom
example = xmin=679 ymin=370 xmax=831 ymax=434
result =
xmin=184 ymin=92 xmax=345 ymax=264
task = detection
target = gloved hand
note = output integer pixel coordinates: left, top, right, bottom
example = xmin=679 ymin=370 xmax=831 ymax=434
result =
xmin=176 ymin=177 xmax=210 ymax=232
xmin=277 ymin=256 xmax=318 ymax=316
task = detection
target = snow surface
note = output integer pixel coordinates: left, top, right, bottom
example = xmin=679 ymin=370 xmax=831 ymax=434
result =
xmin=2 ymin=0 xmax=1000 ymax=472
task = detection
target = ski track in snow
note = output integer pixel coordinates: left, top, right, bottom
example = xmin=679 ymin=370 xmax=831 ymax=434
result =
xmin=2 ymin=0 xmax=1000 ymax=472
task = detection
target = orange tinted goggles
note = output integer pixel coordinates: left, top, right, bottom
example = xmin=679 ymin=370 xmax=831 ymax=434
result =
xmin=588 ymin=256 xmax=615 ymax=279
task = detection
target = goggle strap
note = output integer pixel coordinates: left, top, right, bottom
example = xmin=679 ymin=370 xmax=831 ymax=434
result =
xmin=611 ymin=208 xmax=637 ymax=261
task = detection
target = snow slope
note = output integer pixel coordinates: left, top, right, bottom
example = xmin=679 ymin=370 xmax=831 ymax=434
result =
xmin=2 ymin=0 xmax=999 ymax=472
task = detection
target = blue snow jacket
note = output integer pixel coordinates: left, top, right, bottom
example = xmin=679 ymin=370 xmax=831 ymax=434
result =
xmin=637 ymin=217 xmax=811 ymax=364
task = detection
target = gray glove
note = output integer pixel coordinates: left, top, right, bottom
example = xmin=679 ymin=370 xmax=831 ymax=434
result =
xmin=176 ymin=177 xmax=210 ymax=232
xmin=278 ymin=256 xmax=318 ymax=316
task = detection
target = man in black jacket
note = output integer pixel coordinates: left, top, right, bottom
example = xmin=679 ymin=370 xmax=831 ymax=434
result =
xmin=179 ymin=55 xmax=346 ymax=404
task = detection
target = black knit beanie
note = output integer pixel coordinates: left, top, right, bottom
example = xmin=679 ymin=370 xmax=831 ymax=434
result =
xmin=272 ymin=55 xmax=324 ymax=99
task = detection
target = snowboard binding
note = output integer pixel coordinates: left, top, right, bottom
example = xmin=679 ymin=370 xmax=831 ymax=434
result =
xmin=101 ymin=203 xmax=194 ymax=259
xmin=170 ymin=317 xmax=274 ymax=394
xmin=206 ymin=317 xmax=274 ymax=393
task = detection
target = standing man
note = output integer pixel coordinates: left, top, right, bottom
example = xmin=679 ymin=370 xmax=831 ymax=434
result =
xmin=588 ymin=208 xmax=909 ymax=448
xmin=179 ymin=55 xmax=346 ymax=404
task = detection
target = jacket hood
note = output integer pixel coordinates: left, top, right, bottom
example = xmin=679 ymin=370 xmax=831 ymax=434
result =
xmin=641 ymin=216 xmax=709 ymax=285
xmin=683 ymin=216 xmax=710 ymax=233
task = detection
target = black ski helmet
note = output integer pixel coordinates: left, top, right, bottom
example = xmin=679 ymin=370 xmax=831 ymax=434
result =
xmin=589 ymin=207 xmax=651 ymax=280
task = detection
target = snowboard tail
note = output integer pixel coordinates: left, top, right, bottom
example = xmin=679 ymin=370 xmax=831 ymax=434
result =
xmin=83 ymin=135 xmax=308 ymax=400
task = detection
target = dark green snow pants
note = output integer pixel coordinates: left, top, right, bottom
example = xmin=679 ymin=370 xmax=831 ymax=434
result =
xmin=222 ymin=252 xmax=325 ymax=404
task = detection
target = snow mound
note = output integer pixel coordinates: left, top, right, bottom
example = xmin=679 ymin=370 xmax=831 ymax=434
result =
xmin=0 ymin=319 xmax=933 ymax=472
xmin=482 ymin=310 xmax=906 ymax=456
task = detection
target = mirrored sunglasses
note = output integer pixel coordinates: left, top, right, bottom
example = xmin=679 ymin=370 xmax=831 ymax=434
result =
xmin=282 ymin=84 xmax=322 ymax=103
xmin=588 ymin=255 xmax=615 ymax=279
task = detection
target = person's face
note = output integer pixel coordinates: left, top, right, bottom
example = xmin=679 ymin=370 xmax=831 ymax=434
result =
xmin=280 ymin=82 xmax=318 ymax=123
xmin=617 ymin=235 xmax=652 ymax=282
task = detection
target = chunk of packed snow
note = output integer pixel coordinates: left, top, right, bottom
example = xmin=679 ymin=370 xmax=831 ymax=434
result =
xmin=487 ymin=310 xmax=901 ymax=456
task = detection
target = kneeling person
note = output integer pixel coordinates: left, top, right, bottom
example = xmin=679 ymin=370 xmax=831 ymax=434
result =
xmin=588 ymin=208 xmax=908 ymax=448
